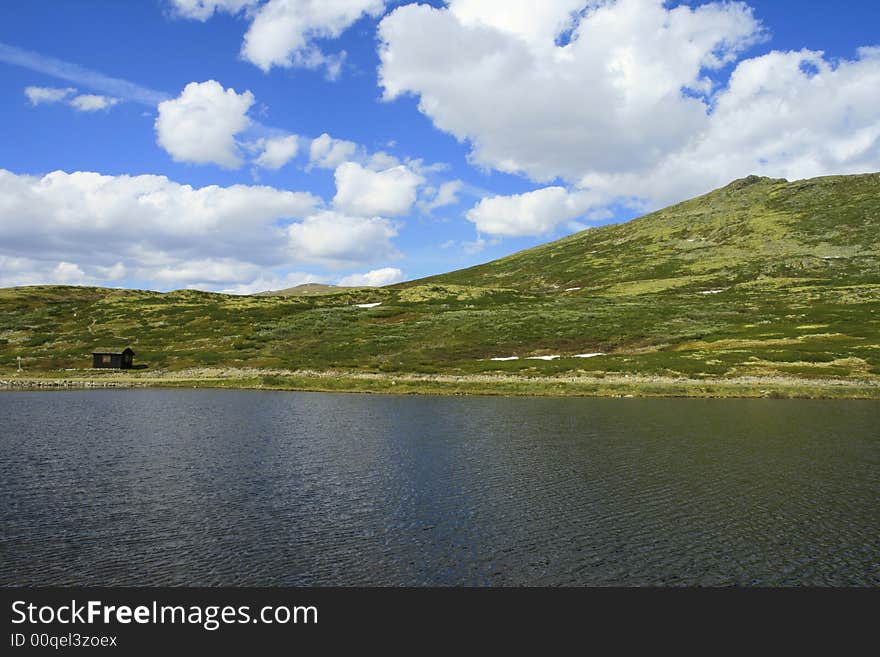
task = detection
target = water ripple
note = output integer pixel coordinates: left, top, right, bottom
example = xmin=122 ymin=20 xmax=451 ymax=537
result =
xmin=0 ymin=390 xmax=877 ymax=586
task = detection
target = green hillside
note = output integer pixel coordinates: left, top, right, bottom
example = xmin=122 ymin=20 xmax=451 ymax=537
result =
xmin=412 ymin=174 xmax=880 ymax=291
xmin=1 ymin=173 xmax=879 ymax=389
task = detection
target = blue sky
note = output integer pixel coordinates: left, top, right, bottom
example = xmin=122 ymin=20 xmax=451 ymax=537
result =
xmin=1 ymin=1 xmax=878 ymax=292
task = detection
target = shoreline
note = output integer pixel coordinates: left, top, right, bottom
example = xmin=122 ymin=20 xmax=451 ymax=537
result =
xmin=2 ymin=368 xmax=879 ymax=400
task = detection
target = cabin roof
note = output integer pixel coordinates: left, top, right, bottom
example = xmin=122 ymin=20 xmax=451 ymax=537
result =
xmin=92 ymin=346 xmax=134 ymax=355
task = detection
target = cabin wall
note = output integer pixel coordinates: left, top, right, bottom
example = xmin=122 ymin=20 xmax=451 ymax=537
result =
xmin=92 ymin=354 xmax=124 ymax=369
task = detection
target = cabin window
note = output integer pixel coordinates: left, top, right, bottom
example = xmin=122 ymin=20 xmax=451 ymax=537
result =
xmin=102 ymin=354 xmax=112 ymax=364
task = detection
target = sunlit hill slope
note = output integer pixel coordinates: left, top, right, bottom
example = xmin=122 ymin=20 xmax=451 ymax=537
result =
xmin=1 ymin=173 xmax=878 ymax=383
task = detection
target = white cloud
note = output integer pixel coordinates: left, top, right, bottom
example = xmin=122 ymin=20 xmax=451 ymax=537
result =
xmin=0 ymin=255 xmax=130 ymax=288
xmin=578 ymin=47 xmax=880 ymax=208
xmin=69 ymin=94 xmax=120 ymax=111
xmin=24 ymin=85 xmax=76 ymax=105
xmin=379 ymin=1 xmax=880 ymax=217
xmin=337 ymin=267 xmax=403 ymax=287
xmin=287 ymin=210 xmax=399 ymax=267
xmin=51 ymin=261 xmax=88 ymax=284
xmin=152 ymin=258 xmax=262 ymax=286
xmin=420 ymin=179 xmax=463 ymax=212
xmin=367 ymin=151 xmax=401 ymax=171
xmin=447 ymin=0 xmax=586 ymax=47
xmin=241 ymin=0 xmax=386 ymax=76
xmin=338 ymin=267 xmax=403 ymax=287
xmin=155 ymin=80 xmax=255 ymax=168
xmin=0 ymin=257 xmax=79 ymax=288
xmin=461 ymin=237 xmax=486 ymax=255
xmin=253 ymin=134 xmax=300 ymax=169
xmin=3 ymin=43 xmax=169 ymax=106
xmin=24 ymin=86 xmax=121 ymax=112
xmin=0 ymin=256 xmax=39 ymax=288
xmin=0 ymin=167 xmax=407 ymax=290
xmin=466 ymin=186 xmax=595 ymax=237
xmin=309 ymin=132 xmax=359 ymax=169
xmin=333 ymin=161 xmax=424 ymax=217
xmin=405 ymin=158 xmax=450 ymax=176
xmin=171 ymin=0 xmax=386 ymax=77
xmin=379 ymin=0 xmax=763 ymax=183
xmin=95 ymin=262 xmax=127 ymax=280
xmin=220 ymin=271 xmax=325 ymax=295
xmin=168 ymin=0 xmax=258 ymax=21
xmin=308 ymin=134 xmax=440 ymax=183
xmin=0 ymin=168 xmax=318 ymax=245
xmin=0 ymin=168 xmax=338 ymax=290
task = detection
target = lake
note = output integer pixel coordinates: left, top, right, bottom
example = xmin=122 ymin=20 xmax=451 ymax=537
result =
xmin=0 ymin=389 xmax=877 ymax=586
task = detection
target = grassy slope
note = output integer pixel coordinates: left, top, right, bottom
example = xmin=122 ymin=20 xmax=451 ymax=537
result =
xmin=1 ymin=173 xmax=878 ymax=393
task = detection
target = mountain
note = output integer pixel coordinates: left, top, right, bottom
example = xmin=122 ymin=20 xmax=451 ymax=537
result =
xmin=1 ymin=173 xmax=878 ymax=386
xmin=257 ymin=283 xmax=361 ymax=296
xmin=410 ymin=173 xmax=880 ymax=292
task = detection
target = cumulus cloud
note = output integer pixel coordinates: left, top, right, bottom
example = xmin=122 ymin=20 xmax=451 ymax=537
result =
xmin=419 ymin=179 xmax=463 ymax=212
xmin=367 ymin=151 xmax=400 ymax=171
xmin=606 ymin=47 xmax=880 ymax=206
xmin=24 ymin=86 xmax=120 ymax=112
xmin=337 ymin=267 xmax=404 ymax=287
xmin=24 ymin=85 xmax=76 ymax=105
xmin=155 ymin=80 xmax=255 ymax=168
xmin=253 ymin=134 xmax=300 ymax=169
xmin=465 ymin=186 xmax=595 ymax=237
xmin=220 ymin=271 xmax=324 ymax=295
xmin=379 ymin=0 xmax=762 ymax=183
xmin=309 ymin=132 xmax=359 ymax=170
xmin=168 ymin=0 xmax=258 ymax=21
xmin=51 ymin=262 xmax=88 ymax=284
xmin=0 ymin=168 xmax=404 ymax=292
xmin=0 ymin=168 xmax=319 ymax=248
xmin=68 ymin=94 xmax=120 ymax=111
xmin=151 ymin=258 xmax=264 ymax=286
xmin=0 ymin=168 xmax=406 ymax=290
xmin=0 ymin=256 xmax=88 ymax=288
xmin=287 ymin=210 xmax=400 ymax=267
xmin=0 ymin=257 xmax=134 ymax=289
xmin=332 ymin=161 xmax=424 ymax=217
xmin=308 ymin=134 xmax=445 ymax=183
xmin=243 ymin=0 xmax=386 ymax=76
xmin=171 ymin=0 xmax=386 ymax=77
xmin=379 ymin=0 xmax=880 ymax=222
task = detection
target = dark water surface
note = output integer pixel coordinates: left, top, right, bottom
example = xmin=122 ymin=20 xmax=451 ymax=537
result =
xmin=1 ymin=390 xmax=877 ymax=586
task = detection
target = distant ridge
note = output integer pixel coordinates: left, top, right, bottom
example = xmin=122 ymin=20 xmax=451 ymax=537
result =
xmin=257 ymin=283 xmax=362 ymax=297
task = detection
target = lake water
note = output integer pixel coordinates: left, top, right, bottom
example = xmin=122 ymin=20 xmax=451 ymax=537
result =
xmin=1 ymin=390 xmax=877 ymax=586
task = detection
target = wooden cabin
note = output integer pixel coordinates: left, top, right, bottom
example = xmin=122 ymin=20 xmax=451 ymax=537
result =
xmin=92 ymin=347 xmax=135 ymax=369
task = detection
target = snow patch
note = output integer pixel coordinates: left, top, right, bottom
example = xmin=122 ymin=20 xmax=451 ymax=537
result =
xmin=489 ymin=356 xmax=520 ymax=361
xmin=354 ymin=302 xmax=382 ymax=308
xmin=699 ymin=289 xmax=724 ymax=295
xmin=574 ymin=353 xmax=605 ymax=358
xmin=526 ymin=355 xmax=560 ymax=361
xmin=564 ymin=287 xmax=582 ymax=292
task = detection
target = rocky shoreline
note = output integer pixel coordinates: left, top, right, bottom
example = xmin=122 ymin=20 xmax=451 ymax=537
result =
xmin=0 ymin=379 xmax=143 ymax=388
xmin=2 ymin=368 xmax=878 ymax=399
